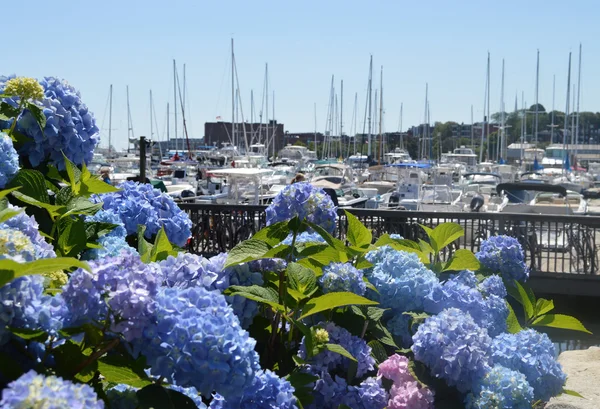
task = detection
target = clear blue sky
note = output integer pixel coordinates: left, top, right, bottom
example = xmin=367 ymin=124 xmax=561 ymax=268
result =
xmin=4 ymin=0 xmax=599 ymax=150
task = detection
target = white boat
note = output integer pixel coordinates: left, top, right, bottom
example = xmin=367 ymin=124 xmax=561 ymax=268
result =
xmin=440 ymin=146 xmax=478 ymax=172
xmin=417 ymin=185 xmax=463 ymax=212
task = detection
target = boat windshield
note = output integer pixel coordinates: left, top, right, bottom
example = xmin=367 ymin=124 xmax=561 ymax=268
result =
xmin=313 ymin=166 xmax=344 ymax=178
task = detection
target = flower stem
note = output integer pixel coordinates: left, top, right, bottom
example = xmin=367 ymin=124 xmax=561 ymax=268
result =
xmin=72 ymin=338 xmax=119 ymax=376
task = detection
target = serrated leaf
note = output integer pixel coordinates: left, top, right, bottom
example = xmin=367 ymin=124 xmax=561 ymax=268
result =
xmin=287 ymin=262 xmax=317 ymax=295
xmin=150 ymin=227 xmax=175 ymax=262
xmin=286 ymin=371 xmax=319 ymax=387
xmin=252 ymin=221 xmax=291 ymax=246
xmin=57 ymin=216 xmax=87 ymax=256
xmin=506 ymin=301 xmax=523 ymax=333
xmin=225 ymin=239 xmax=271 ymax=268
xmin=508 ymin=281 xmax=535 ymax=321
xmin=11 ymin=191 xmax=64 ymax=218
xmin=305 ymin=246 xmax=342 ymax=266
xmin=366 ymin=307 xmax=386 ymax=322
xmin=225 ymin=285 xmax=284 ymax=311
xmin=0 ymin=187 xmax=21 ymax=200
xmin=368 ymin=340 xmax=388 ymax=364
xmin=8 ymin=169 xmax=50 ymax=203
xmin=305 ymin=221 xmax=346 ymax=252
xmin=369 ymin=320 xmax=399 ymax=349
xmin=85 ymin=221 xmax=118 ymax=241
xmin=63 ymin=196 xmax=103 ymax=217
xmin=429 ymin=222 xmax=464 ymax=252
xmin=345 ymin=210 xmax=372 ymax=247
xmin=323 ymin=343 xmax=357 ymax=362
xmin=26 ymin=102 xmax=46 ymax=130
xmin=299 ymin=292 xmax=378 ymax=320
xmin=0 ymin=257 xmax=90 ymax=287
xmin=9 ymin=327 xmax=48 ymax=342
xmin=531 ymin=314 xmax=592 ymax=334
xmin=98 ymin=355 xmax=152 ymax=388
xmin=137 ymin=225 xmax=153 ymax=263
xmin=535 ymin=298 xmax=555 ymax=317
xmin=80 ymin=177 xmax=119 ymax=196
xmin=442 ymin=249 xmax=481 ymax=272
xmin=0 ymin=101 xmax=20 ymax=118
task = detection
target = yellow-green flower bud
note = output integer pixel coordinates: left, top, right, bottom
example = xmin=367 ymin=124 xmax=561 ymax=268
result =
xmin=43 ymin=270 xmax=69 ymax=289
xmin=315 ymin=328 xmax=330 ymax=344
xmin=4 ymin=77 xmax=44 ymax=101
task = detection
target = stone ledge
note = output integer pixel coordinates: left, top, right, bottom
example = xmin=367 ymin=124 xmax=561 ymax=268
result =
xmin=546 ymin=346 xmax=600 ymax=409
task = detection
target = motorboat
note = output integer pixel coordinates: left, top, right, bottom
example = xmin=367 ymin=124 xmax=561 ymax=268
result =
xmin=417 ymin=184 xmax=463 ymax=212
xmin=458 ymin=173 xmax=503 ymax=213
xmin=496 ymin=183 xmax=586 ymax=215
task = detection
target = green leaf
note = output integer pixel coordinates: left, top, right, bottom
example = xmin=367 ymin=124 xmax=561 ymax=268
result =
xmin=508 ymin=281 xmax=535 ymax=321
xmin=150 ymin=227 xmax=176 ymax=262
xmin=322 ymin=343 xmax=357 ymax=362
xmin=98 ymin=355 xmax=152 ymax=388
xmin=63 ymin=196 xmax=103 ymax=217
xmin=531 ymin=314 xmax=592 ymax=334
xmin=0 ymin=187 xmax=21 ymax=200
xmin=442 ymin=249 xmax=481 ymax=272
xmin=366 ymin=307 xmax=386 ymax=322
xmin=26 ymin=102 xmax=46 ymax=130
xmin=80 ymin=176 xmax=119 ymax=196
xmin=0 ymin=257 xmax=90 ymax=287
xmin=370 ymin=320 xmax=399 ymax=348
xmin=429 ymin=222 xmax=464 ymax=251
xmin=345 ymin=210 xmax=372 ymax=247
xmin=0 ymin=101 xmax=20 ymax=118
xmin=85 ymin=221 xmax=118 ymax=241
xmin=137 ymin=225 xmax=153 ymax=263
xmin=419 ymin=224 xmax=437 ymax=252
xmin=225 ymin=285 xmax=285 ymax=312
xmin=0 ymin=207 xmax=23 ymax=224
xmin=166 ymin=389 xmax=199 ymax=409
xmin=299 ymin=292 xmax=378 ymax=320
xmin=252 ymin=221 xmax=291 ymax=246
xmin=286 ymin=371 xmax=319 ymax=387
xmin=535 ymin=298 xmax=555 ymax=317
xmin=11 ymin=191 xmax=64 ymax=218
xmin=136 ymin=384 xmax=175 ymax=409
xmin=225 ymin=239 xmax=271 ymax=268
xmin=9 ymin=327 xmax=48 ymax=342
xmin=305 ymin=221 xmax=346 ymax=252
xmin=506 ymin=301 xmax=523 ymax=333
xmin=368 ymin=340 xmax=389 ymax=364
xmin=562 ymin=389 xmax=585 ymax=399
xmin=57 ymin=217 xmax=87 ymax=256
xmin=305 ymin=246 xmax=343 ymax=266
xmin=55 ymin=186 xmax=75 ymax=206
xmin=53 ymin=340 xmax=96 ymax=379
xmin=62 ymin=153 xmax=79 ymax=193
xmin=287 ymin=262 xmax=317 ymax=295
xmin=8 ymin=169 xmax=50 ymax=203
xmin=418 ymin=239 xmax=435 ymax=255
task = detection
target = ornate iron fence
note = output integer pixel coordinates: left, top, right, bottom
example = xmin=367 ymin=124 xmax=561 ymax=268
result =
xmin=179 ymin=203 xmax=600 ymax=276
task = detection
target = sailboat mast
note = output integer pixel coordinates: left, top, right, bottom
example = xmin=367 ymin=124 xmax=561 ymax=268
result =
xmin=534 ymin=50 xmax=540 ymax=146
xmin=486 ymin=52 xmax=491 ymax=161
xmin=250 ymin=90 xmax=254 ymax=144
xmin=500 ymin=59 xmax=505 ymax=161
xmin=340 ymin=80 xmax=344 ymax=158
xmin=551 ymin=75 xmax=556 ymax=143
xmin=173 ymin=60 xmax=178 ymax=153
xmin=520 ymin=91 xmax=525 ymax=165
xmin=378 ymin=66 xmax=383 ymax=164
xmin=575 ymin=43 xmax=582 ymax=163
xmin=126 ymin=86 xmax=134 ymax=154
xmin=399 ymin=102 xmax=404 ymax=150
xmin=470 ymin=104 xmax=474 ymax=148
xmin=272 ymin=90 xmax=275 ymax=159
xmin=265 ymin=63 xmax=269 ymax=156
xmin=314 ymin=102 xmax=317 ymax=155
xmin=108 ymin=84 xmax=113 ymax=155
xmin=479 ymin=53 xmax=489 ymax=163
xmin=149 ymin=90 xmax=154 ymax=142
xmin=231 ymin=38 xmax=236 ymax=149
xmin=367 ymin=56 xmax=373 ymax=158
xmin=423 ymin=83 xmax=428 ymax=160
xmin=166 ymin=103 xmax=170 ymax=151
xmin=353 ymin=93 xmax=358 ymax=154
xmin=563 ymin=52 xmax=572 ymax=175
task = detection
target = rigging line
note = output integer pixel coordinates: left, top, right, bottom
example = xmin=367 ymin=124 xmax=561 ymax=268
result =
xmin=213 ymin=48 xmax=231 ymax=120
xmin=233 ymin=53 xmax=250 ymax=153
xmin=98 ymin=87 xmax=111 ymax=137
xmin=175 ymin=67 xmax=193 ymax=157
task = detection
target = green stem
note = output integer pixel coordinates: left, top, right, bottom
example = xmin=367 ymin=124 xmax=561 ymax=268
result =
xmin=7 ymin=100 xmax=25 ymax=138
xmin=72 ymin=338 xmax=119 ymax=376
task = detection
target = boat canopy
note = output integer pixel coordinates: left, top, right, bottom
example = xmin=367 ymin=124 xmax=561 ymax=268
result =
xmin=386 ymin=163 xmax=431 ymax=169
xmin=497 ymin=183 xmax=567 ymax=197
xmin=463 ymin=172 xmax=501 ymax=179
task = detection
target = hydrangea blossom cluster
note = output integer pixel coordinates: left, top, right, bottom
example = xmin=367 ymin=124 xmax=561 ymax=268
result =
xmin=491 ymin=329 xmax=566 ymax=401
xmin=106 ymin=384 xmax=207 ymax=409
xmin=140 ymin=286 xmax=259 ymax=400
xmin=3 ymin=77 xmax=45 ymax=101
xmin=307 ymin=370 xmax=387 ymax=409
xmin=0 ymin=132 xmax=19 ymax=188
xmin=83 ymin=235 xmax=138 ymax=260
xmin=0 ymin=205 xmax=55 ymax=259
xmin=85 ymin=208 xmax=128 ymax=238
xmin=0 ymin=227 xmax=36 ymax=262
xmin=0 ymin=370 xmax=104 ymax=408
xmin=424 ymin=270 xmax=508 ymax=337
xmin=0 ymin=75 xmax=100 ymax=169
xmin=210 ymin=369 xmax=297 ymax=409
xmin=158 ymin=252 xmax=218 ymax=289
xmin=282 ymin=231 xmax=326 ymax=246
xmin=411 ymin=308 xmax=492 ymax=393
xmin=298 ymin=321 xmax=375 ymax=378
xmin=96 ymin=181 xmax=192 ymax=247
xmin=478 ymin=274 xmax=507 ymax=298
xmin=476 ymin=235 xmax=529 ymax=282
xmin=465 ymin=365 xmax=534 ymax=409
xmin=62 ymin=252 xmax=161 ymax=341
xmin=265 ymin=182 xmax=337 ymax=233
xmin=378 ymin=354 xmax=435 ymax=409
xmin=319 ymin=262 xmax=366 ymax=295
xmin=0 ymin=275 xmax=68 ymax=346
xmin=365 ymin=247 xmax=440 ymax=313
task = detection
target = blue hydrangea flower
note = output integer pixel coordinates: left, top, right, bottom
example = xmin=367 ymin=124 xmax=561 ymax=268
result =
xmin=210 ymin=369 xmax=297 ymax=409
xmin=199 ymin=253 xmax=264 ymax=329
xmin=476 ymin=235 xmax=529 ymax=282
xmin=412 ymin=308 xmax=492 ymax=393
xmin=389 ymin=234 xmax=404 ymax=240
xmin=298 ymin=321 xmax=375 ymax=378
xmin=306 ymin=370 xmax=387 ymax=409
xmin=424 ymin=270 xmax=508 ymax=337
xmin=479 ymin=274 xmax=507 ymax=298
xmin=85 ymin=208 xmax=127 ymax=238
xmin=0 ymin=370 xmax=104 ymax=408
xmin=0 ymin=132 xmax=18 ymax=188
xmin=265 ymin=182 xmax=337 ymax=233
xmin=248 ymin=258 xmax=287 ymax=273
xmin=365 ymin=247 xmax=440 ymax=313
xmin=320 ymin=262 xmax=366 ymax=295
xmin=491 ymin=329 xmax=566 ymax=401
xmin=0 ymin=75 xmax=100 ymax=170
xmin=465 ymin=365 xmax=534 ymax=409
xmin=96 ymin=181 xmax=192 ymax=247
xmin=82 ymin=236 xmax=138 ymax=260
xmin=140 ymin=286 xmax=259 ymax=400
xmin=0 ymin=205 xmax=56 ymax=259
xmin=158 ymin=252 xmax=218 ymax=289
xmin=386 ymin=313 xmax=413 ymax=347
xmin=282 ymin=231 xmax=326 ymax=246
xmin=62 ymin=252 xmax=161 ymax=341
xmin=0 ymin=227 xmax=36 ymax=262
xmin=0 ymin=275 xmax=68 ymax=346
xmin=106 ymin=384 xmax=207 ymax=409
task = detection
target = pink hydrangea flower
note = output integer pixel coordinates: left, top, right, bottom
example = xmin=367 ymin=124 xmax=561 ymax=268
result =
xmin=377 ymin=354 xmax=414 ymax=384
xmin=379 ymin=354 xmax=435 ymax=409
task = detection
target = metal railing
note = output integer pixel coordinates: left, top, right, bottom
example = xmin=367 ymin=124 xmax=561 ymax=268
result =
xmin=179 ymin=203 xmax=600 ymax=276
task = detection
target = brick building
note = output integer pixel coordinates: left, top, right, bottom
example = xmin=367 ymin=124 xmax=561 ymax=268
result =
xmin=204 ymin=120 xmax=285 ymax=153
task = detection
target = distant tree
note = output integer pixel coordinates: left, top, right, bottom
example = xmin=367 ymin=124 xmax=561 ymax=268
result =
xmin=294 ymin=140 xmax=306 ymax=147
xmin=529 ymin=103 xmax=546 ymax=113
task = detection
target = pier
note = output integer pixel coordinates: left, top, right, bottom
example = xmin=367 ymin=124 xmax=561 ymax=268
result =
xmin=181 ymin=204 xmax=600 ymax=298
